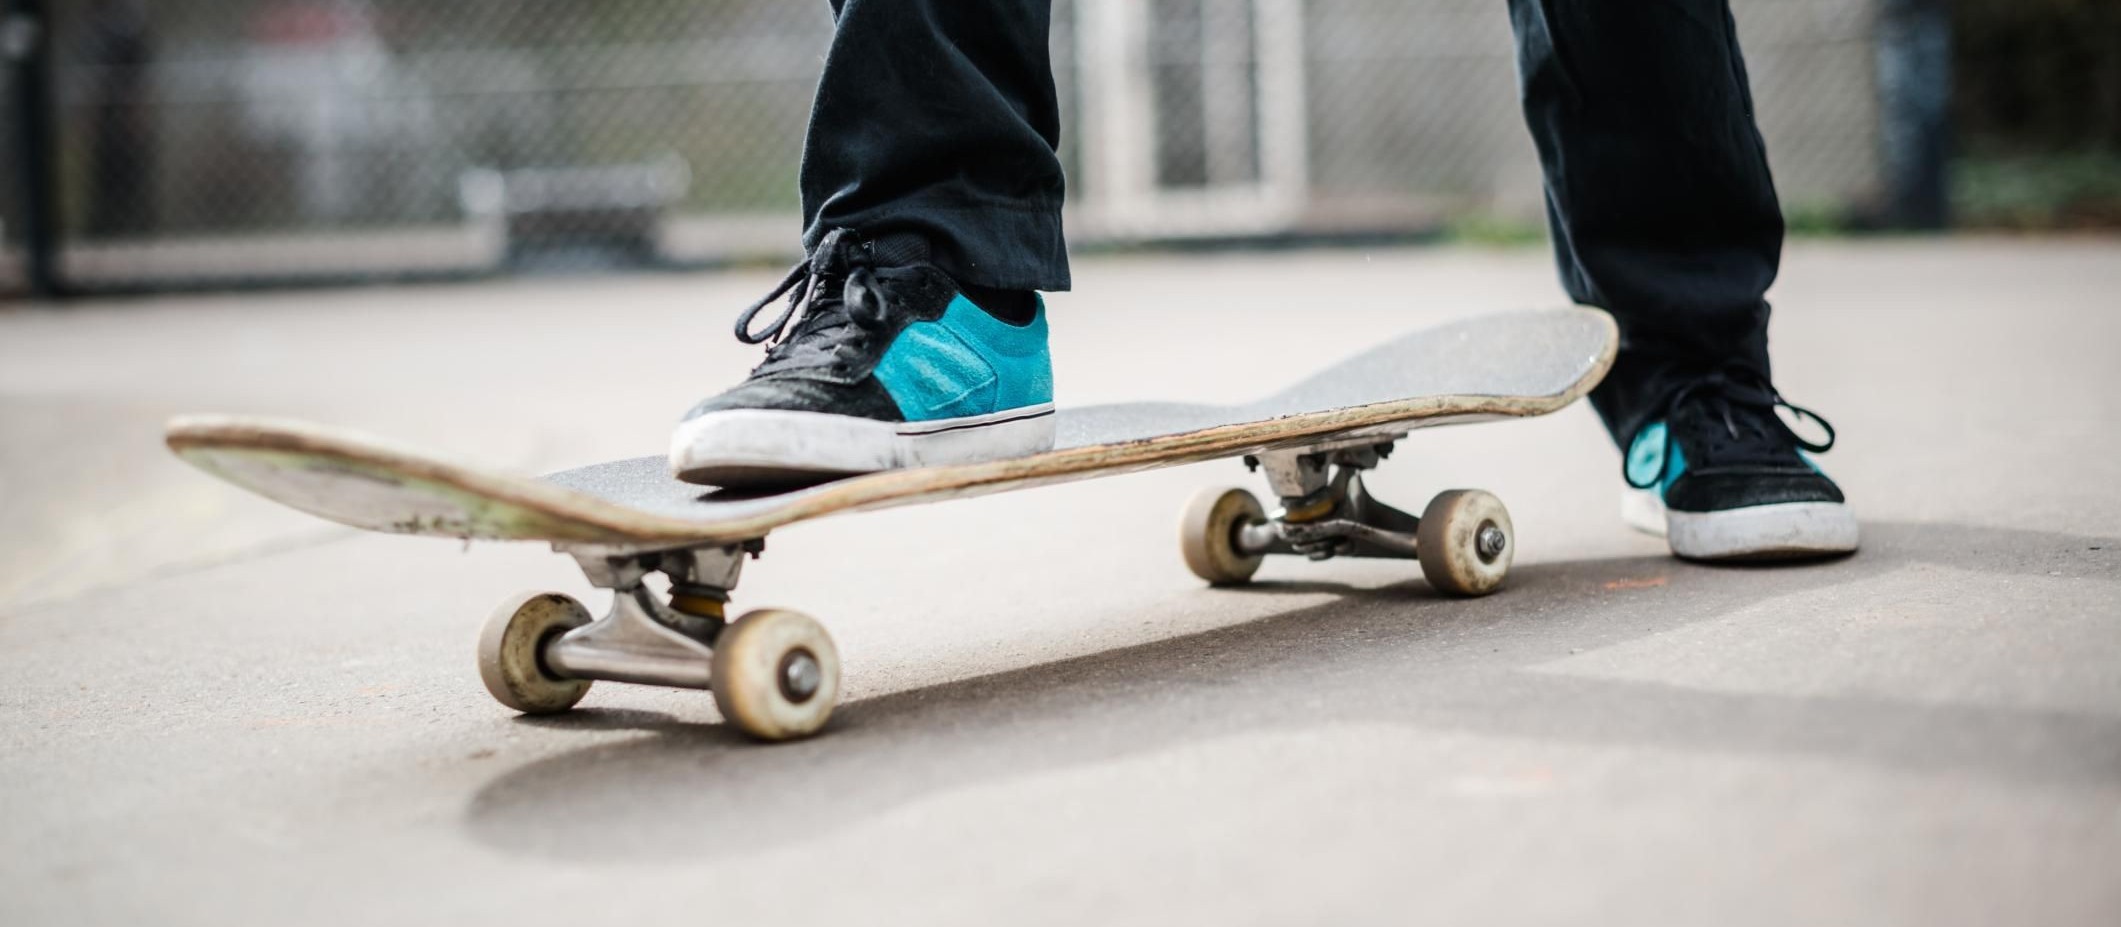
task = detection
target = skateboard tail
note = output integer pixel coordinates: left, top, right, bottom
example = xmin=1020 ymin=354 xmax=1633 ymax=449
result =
xmin=166 ymin=416 xmax=636 ymax=544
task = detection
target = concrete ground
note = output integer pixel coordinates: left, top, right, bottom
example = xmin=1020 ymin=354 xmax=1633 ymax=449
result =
xmin=1 ymin=238 xmax=2116 ymax=926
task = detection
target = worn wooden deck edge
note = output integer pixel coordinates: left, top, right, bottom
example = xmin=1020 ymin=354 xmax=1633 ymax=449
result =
xmin=166 ymin=311 xmax=1617 ymax=548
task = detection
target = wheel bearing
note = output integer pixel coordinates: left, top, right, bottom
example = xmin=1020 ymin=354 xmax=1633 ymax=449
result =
xmin=1475 ymin=521 xmax=1508 ymax=563
xmin=778 ymin=648 xmax=822 ymax=703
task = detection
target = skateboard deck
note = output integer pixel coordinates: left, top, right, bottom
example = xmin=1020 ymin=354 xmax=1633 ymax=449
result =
xmin=168 ymin=307 xmax=1615 ymax=550
xmin=166 ymin=307 xmax=1615 ymax=741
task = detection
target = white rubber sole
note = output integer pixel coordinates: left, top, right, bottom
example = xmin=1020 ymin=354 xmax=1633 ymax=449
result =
xmin=1621 ymin=488 xmax=1859 ymax=561
xmin=670 ymin=404 xmax=1056 ymax=488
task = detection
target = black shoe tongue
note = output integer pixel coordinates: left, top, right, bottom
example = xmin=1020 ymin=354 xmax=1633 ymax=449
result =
xmin=865 ymin=230 xmax=931 ymax=267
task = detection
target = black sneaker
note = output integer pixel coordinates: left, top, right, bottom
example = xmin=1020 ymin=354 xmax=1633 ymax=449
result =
xmin=1620 ymin=366 xmax=1858 ymax=560
xmin=669 ymin=229 xmax=1056 ymax=488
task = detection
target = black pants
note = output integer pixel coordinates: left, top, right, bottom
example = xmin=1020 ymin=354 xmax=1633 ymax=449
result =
xmin=801 ymin=0 xmax=1783 ymax=446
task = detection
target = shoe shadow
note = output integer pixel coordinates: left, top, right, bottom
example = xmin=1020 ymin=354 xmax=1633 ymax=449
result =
xmin=463 ymin=521 xmax=2119 ymax=862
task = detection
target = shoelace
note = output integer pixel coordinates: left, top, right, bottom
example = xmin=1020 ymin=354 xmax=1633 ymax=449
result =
xmin=1626 ymin=364 xmax=1836 ymax=489
xmin=730 ymin=229 xmax=897 ymax=376
xmin=734 ymin=229 xmax=893 ymax=344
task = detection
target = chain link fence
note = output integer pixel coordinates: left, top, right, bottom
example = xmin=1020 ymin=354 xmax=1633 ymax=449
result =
xmin=7 ymin=0 xmax=1892 ymax=295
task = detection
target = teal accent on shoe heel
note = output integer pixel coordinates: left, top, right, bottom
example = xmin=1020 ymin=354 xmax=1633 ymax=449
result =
xmin=872 ymin=294 xmax=1053 ymax=422
xmin=1625 ymin=421 xmax=1688 ymax=496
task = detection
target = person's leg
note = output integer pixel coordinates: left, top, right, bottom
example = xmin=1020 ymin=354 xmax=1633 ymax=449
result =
xmin=1508 ymin=0 xmax=1857 ymax=560
xmin=670 ymin=0 xmax=1063 ymax=487
xmin=802 ymin=0 xmax=1069 ymax=297
xmin=1509 ymin=0 xmax=1779 ymax=442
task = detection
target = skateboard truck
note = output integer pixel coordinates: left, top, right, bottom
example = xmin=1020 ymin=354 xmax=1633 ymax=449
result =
xmin=476 ymin=540 xmax=842 ymax=741
xmin=1245 ymin=443 xmax=1422 ymax=561
xmin=535 ymin=545 xmax=741 ymax=690
xmin=1181 ymin=438 xmax=1515 ymax=595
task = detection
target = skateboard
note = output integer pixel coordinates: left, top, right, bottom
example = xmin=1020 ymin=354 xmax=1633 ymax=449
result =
xmin=167 ymin=307 xmax=1616 ymax=740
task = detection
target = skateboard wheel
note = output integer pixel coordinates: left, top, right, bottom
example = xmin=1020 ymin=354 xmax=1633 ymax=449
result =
xmin=711 ymin=608 xmax=840 ymax=741
xmin=477 ymin=591 xmax=594 ymax=714
xmin=1416 ymin=490 xmax=1513 ymax=596
xmin=1180 ymin=487 xmax=1267 ymax=585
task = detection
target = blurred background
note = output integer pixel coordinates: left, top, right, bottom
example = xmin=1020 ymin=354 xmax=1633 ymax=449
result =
xmin=4 ymin=7 xmax=2119 ymax=920
xmin=0 ymin=0 xmax=2114 ymax=297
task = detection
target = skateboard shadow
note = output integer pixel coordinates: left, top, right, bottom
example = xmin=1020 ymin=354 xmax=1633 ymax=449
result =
xmin=462 ymin=521 xmax=2119 ymax=862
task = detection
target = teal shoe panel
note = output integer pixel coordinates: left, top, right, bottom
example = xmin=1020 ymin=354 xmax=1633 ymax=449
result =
xmin=1625 ymin=421 xmax=1688 ymax=497
xmin=874 ymin=294 xmax=1053 ymax=422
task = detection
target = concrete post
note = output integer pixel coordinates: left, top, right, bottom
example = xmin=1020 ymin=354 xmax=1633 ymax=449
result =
xmin=1876 ymin=0 xmax=1952 ymax=229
